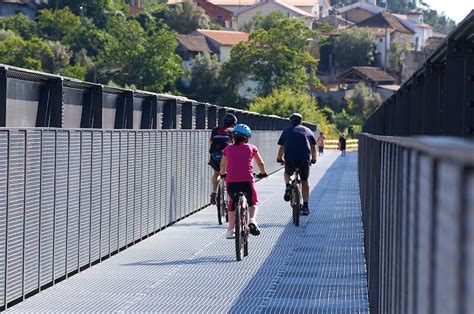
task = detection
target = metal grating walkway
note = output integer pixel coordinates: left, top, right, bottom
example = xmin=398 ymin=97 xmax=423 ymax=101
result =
xmin=7 ymin=151 xmax=369 ymax=313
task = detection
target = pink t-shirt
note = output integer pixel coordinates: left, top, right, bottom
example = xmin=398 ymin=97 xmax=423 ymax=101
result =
xmin=222 ymin=143 xmax=258 ymax=182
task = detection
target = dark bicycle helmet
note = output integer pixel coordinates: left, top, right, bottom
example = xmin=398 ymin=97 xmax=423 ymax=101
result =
xmin=223 ymin=113 xmax=238 ymax=127
xmin=289 ymin=113 xmax=303 ymax=125
xmin=232 ymin=123 xmax=252 ymax=138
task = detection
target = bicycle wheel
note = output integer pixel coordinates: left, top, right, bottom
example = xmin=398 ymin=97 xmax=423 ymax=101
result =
xmin=222 ymin=183 xmax=229 ymax=223
xmin=242 ymin=203 xmax=249 ymax=257
xmin=292 ymin=184 xmax=300 ymax=226
xmin=235 ymin=202 xmax=243 ymax=261
xmin=216 ymin=183 xmax=223 ymax=225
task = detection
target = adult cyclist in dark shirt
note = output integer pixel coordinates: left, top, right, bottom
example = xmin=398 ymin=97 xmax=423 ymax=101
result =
xmin=209 ymin=113 xmax=237 ymax=204
xmin=276 ymin=113 xmax=317 ymax=216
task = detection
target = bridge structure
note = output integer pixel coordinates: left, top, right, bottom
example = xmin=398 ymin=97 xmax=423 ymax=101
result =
xmin=0 ymin=11 xmax=472 ymax=314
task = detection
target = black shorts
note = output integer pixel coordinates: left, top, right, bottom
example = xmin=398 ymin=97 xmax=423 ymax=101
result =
xmin=208 ymin=157 xmax=220 ymax=172
xmin=318 ymin=146 xmax=324 ymax=154
xmin=227 ymin=181 xmax=257 ymax=211
xmin=285 ymin=160 xmax=310 ymax=181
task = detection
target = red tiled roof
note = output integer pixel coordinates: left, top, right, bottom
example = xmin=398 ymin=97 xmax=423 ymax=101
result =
xmin=196 ymin=29 xmax=249 ymax=46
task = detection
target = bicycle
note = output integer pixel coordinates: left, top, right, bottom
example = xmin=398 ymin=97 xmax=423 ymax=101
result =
xmin=289 ymin=168 xmax=302 ymax=226
xmin=233 ymin=172 xmax=267 ymax=261
xmin=216 ymin=175 xmax=228 ymax=225
xmin=278 ymin=159 xmax=302 ymax=226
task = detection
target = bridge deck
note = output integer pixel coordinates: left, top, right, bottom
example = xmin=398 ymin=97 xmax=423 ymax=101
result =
xmin=7 ymin=151 xmax=368 ymax=313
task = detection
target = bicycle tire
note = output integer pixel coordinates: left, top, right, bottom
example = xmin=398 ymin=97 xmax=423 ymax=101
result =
xmin=292 ymin=184 xmax=300 ymax=226
xmin=235 ymin=202 xmax=243 ymax=261
xmin=216 ymin=183 xmax=223 ymax=225
xmin=242 ymin=200 xmax=249 ymax=257
xmin=222 ymin=183 xmax=229 ymax=223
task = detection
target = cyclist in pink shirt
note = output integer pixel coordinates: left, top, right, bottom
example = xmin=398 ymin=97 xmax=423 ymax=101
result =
xmin=220 ymin=124 xmax=268 ymax=239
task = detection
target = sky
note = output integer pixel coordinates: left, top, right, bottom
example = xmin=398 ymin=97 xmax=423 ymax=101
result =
xmin=421 ymin=0 xmax=473 ymax=23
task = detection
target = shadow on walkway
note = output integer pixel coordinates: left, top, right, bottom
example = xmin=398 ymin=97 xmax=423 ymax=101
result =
xmin=227 ymin=153 xmax=369 ymax=313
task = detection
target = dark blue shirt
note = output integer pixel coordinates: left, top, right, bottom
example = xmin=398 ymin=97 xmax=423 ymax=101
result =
xmin=277 ymin=125 xmax=316 ymax=162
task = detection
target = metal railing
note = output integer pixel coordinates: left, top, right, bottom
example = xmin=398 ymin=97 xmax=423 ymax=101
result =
xmin=359 ymin=11 xmax=474 ymax=314
xmin=0 ymin=64 xmax=317 ymax=310
xmin=0 ymin=64 xmax=316 ymax=132
xmin=359 ymin=134 xmax=473 ymax=314
xmin=0 ymin=128 xmax=283 ymax=310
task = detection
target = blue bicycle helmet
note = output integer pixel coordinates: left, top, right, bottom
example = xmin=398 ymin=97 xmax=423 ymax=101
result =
xmin=232 ymin=124 xmax=252 ymax=138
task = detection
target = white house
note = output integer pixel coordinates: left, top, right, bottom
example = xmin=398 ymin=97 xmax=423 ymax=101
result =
xmin=195 ymin=29 xmax=249 ymax=62
xmin=206 ymin=0 xmax=329 ymax=18
xmin=236 ymin=0 xmax=316 ymax=29
xmin=394 ymin=12 xmax=433 ymax=51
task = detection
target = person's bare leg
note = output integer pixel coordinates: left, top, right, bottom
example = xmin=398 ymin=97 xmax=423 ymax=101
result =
xmin=249 ymin=205 xmax=259 ymax=220
xmin=284 ymin=172 xmax=291 ymax=185
xmin=227 ymin=211 xmax=235 ymax=231
xmin=301 ymin=180 xmax=309 ymax=203
xmin=211 ymin=171 xmax=219 ymax=193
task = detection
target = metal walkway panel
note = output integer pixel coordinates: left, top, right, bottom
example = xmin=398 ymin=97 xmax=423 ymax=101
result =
xmin=6 ymin=151 xmax=368 ymax=313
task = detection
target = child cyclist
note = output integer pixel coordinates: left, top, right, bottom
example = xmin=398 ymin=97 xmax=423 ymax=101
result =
xmin=219 ymin=124 xmax=268 ymax=239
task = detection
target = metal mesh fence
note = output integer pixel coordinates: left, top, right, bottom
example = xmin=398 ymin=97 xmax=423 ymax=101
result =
xmin=0 ymin=128 xmax=284 ymax=310
xmin=359 ymin=134 xmax=474 ymax=314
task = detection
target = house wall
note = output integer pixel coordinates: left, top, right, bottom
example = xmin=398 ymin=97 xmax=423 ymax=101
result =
xmin=413 ymin=26 xmax=433 ymax=51
xmin=195 ymin=0 xmax=236 ymax=29
xmin=219 ymin=45 xmax=233 ymax=62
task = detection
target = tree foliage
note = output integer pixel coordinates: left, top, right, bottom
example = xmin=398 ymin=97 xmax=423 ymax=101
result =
xmin=332 ymin=27 xmax=375 ymax=70
xmin=249 ymin=87 xmax=332 ymax=134
xmin=347 ymin=82 xmax=382 ymax=121
xmin=222 ymin=17 xmax=319 ymax=97
xmin=37 ymin=8 xmax=81 ymax=41
xmin=186 ymin=54 xmax=225 ymax=103
xmin=0 ymin=35 xmax=53 ymax=71
xmin=161 ymin=0 xmax=209 ymax=34
xmin=0 ymin=13 xmax=37 ymax=39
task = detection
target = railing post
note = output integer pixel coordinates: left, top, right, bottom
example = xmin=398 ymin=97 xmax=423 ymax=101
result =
xmin=217 ymin=107 xmax=227 ymax=126
xmin=195 ymin=103 xmax=206 ymax=129
xmin=207 ymin=105 xmax=217 ymax=129
xmin=445 ymin=39 xmax=472 ymax=136
xmin=422 ymin=63 xmax=442 ymax=135
xmin=181 ymin=101 xmax=193 ymax=129
xmin=162 ymin=98 xmax=177 ymax=129
xmin=114 ymin=90 xmax=133 ymax=129
xmin=0 ymin=67 xmax=6 ymax=127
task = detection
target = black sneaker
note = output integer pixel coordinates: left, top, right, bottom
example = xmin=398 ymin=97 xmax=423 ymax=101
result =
xmin=284 ymin=186 xmax=292 ymax=202
xmin=249 ymin=222 xmax=261 ymax=236
xmin=301 ymin=205 xmax=309 ymax=216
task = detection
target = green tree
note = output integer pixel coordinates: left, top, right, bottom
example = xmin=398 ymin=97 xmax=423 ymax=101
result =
xmin=222 ymin=18 xmax=319 ymax=97
xmin=37 ymin=8 xmax=81 ymax=41
xmin=422 ymin=8 xmax=457 ymax=34
xmin=333 ymin=108 xmax=362 ymax=133
xmin=57 ymin=0 xmax=114 ymax=28
xmin=186 ymin=54 xmax=224 ymax=103
xmin=162 ymin=0 xmax=209 ymax=34
xmin=0 ymin=35 xmax=54 ymax=72
xmin=137 ymin=25 xmax=183 ymax=91
xmin=48 ymin=41 xmax=71 ymax=73
xmin=0 ymin=13 xmax=37 ymax=39
xmin=388 ymin=39 xmax=406 ymax=77
xmin=62 ymin=64 xmax=88 ymax=80
xmin=332 ymin=27 xmax=375 ymax=70
xmin=347 ymin=82 xmax=382 ymax=121
xmin=249 ymin=87 xmax=332 ymax=134
xmin=64 ymin=21 xmax=111 ymax=57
